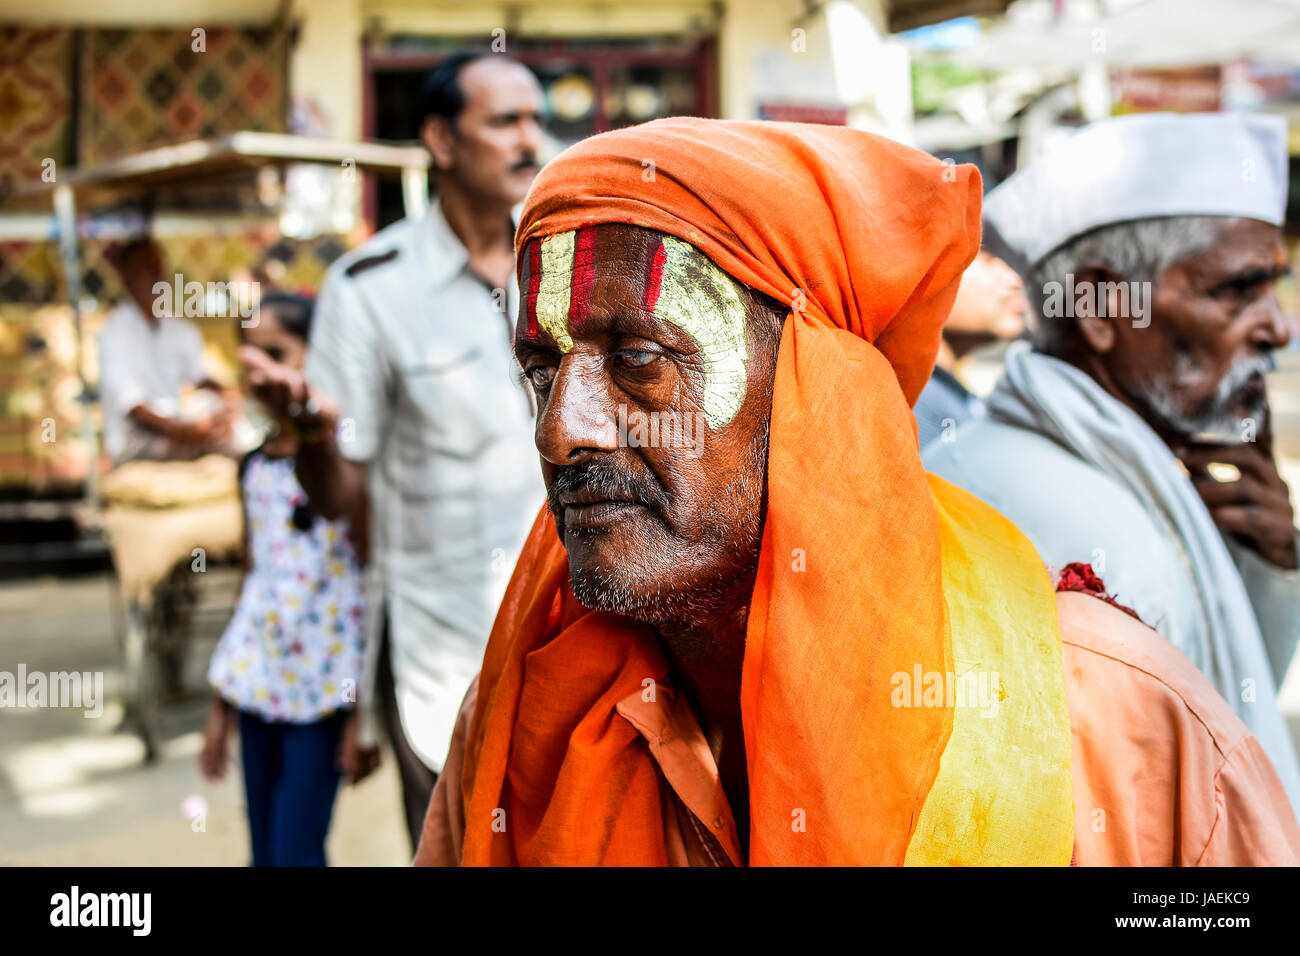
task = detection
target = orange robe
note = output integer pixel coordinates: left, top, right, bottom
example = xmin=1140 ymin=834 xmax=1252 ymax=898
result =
xmin=416 ymin=590 xmax=1300 ymax=866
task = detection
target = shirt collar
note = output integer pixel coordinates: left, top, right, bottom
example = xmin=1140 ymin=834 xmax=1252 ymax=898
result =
xmin=614 ymin=682 xmax=744 ymax=866
xmin=418 ymin=196 xmax=521 ymax=290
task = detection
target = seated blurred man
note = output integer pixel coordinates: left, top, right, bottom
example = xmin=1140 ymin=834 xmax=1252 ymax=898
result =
xmin=98 ymin=238 xmax=232 ymax=464
xmin=415 ymin=118 xmax=1300 ymax=866
xmin=914 ymin=248 xmax=1027 ymax=448
xmin=925 ymin=113 xmax=1300 ymax=813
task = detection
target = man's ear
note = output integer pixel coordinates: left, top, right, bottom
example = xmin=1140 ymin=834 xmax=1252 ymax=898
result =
xmin=420 ymin=116 xmax=456 ymax=173
xmin=1072 ymin=264 xmax=1119 ymax=355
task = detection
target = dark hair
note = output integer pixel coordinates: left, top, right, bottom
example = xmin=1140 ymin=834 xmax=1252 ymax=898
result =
xmin=252 ymin=291 xmax=315 ymax=341
xmin=111 ymin=237 xmax=162 ymax=274
xmin=412 ymin=51 xmax=516 ymax=135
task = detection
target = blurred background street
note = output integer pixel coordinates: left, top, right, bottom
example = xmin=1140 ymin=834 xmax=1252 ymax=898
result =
xmin=0 ymin=570 xmax=409 ymax=865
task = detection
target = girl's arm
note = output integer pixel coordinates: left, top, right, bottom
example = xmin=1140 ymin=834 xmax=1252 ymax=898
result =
xmin=198 ymin=694 xmax=234 ymax=782
xmin=346 ymin=487 xmax=369 ymax=568
xmin=235 ymin=449 xmax=257 ymax=577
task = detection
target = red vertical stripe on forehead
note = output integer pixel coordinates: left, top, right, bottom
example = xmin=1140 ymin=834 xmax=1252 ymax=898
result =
xmin=524 ymin=238 xmax=542 ymax=340
xmin=567 ymin=227 xmax=597 ymax=329
xmin=643 ymin=239 xmax=667 ymax=314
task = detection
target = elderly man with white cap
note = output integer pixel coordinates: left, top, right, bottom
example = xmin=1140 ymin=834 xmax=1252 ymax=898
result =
xmin=925 ymin=111 xmax=1300 ymax=813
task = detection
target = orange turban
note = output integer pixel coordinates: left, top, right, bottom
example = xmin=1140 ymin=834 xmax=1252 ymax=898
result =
xmin=518 ymin=117 xmax=979 ymax=406
xmin=457 ymin=119 xmax=1074 ymax=865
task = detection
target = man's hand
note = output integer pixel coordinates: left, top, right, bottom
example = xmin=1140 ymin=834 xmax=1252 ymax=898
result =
xmin=1180 ymin=431 xmax=1298 ymax=571
xmin=338 ymin=709 xmax=381 ymax=785
xmin=189 ymin=414 xmax=232 ymax=448
xmin=159 ymin=414 xmax=228 ymax=450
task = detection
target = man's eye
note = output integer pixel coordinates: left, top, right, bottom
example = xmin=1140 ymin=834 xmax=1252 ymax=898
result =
xmin=526 ymin=365 xmax=556 ymax=389
xmin=614 ymin=349 xmax=657 ymax=368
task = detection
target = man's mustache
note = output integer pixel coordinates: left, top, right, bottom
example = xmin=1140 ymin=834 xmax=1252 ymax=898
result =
xmin=546 ymin=460 xmax=670 ymax=518
xmin=1219 ymin=350 xmax=1276 ymax=399
xmin=511 ymin=154 xmax=539 ymax=173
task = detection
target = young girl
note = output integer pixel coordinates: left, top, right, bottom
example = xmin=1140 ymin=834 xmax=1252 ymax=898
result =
xmin=199 ymin=292 xmax=374 ymax=866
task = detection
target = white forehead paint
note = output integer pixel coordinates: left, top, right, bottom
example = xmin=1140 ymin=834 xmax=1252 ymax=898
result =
xmin=536 ymin=231 xmax=575 ymax=353
xmin=655 ymin=236 xmax=749 ymax=429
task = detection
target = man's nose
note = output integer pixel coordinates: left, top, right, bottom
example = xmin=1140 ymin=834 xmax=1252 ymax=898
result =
xmin=518 ymin=116 xmax=544 ymax=156
xmin=535 ymin=359 xmax=620 ymax=466
xmin=1249 ymin=292 xmax=1293 ymax=351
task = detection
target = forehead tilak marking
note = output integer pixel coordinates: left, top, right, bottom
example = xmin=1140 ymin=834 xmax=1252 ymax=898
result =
xmin=569 ymin=227 xmax=597 ymax=328
xmin=527 ymin=227 xmax=598 ymax=353
xmin=533 ymin=231 xmax=576 ymax=352
xmin=650 ymin=235 xmax=749 ymax=429
xmin=643 ymin=240 xmax=667 ymax=314
xmin=523 ymin=238 xmax=542 ymax=341
xmin=527 ymin=229 xmax=749 ymax=429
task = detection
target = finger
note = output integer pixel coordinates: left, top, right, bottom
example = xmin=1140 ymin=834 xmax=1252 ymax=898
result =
xmin=237 ymin=345 xmax=276 ymax=382
xmin=1179 ymin=443 xmax=1253 ymax=470
xmin=1210 ymin=502 xmax=1297 ymax=564
xmin=241 ymin=347 xmax=305 ymax=397
xmin=1181 ymin=442 xmax=1279 ymax=485
xmin=1206 ymin=504 xmax=1257 ymax=539
xmin=1190 ymin=474 xmax=1272 ymax=508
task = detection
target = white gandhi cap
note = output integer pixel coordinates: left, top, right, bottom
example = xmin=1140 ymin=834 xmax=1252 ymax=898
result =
xmin=983 ymin=111 xmax=1289 ymax=277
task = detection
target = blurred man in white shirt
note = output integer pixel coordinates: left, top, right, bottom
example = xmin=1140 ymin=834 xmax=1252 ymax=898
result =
xmin=98 ymin=239 xmax=232 ymax=463
xmin=241 ymin=53 xmax=547 ymax=851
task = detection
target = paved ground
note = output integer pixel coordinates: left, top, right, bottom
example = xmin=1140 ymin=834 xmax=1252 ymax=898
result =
xmin=0 ymin=571 xmax=409 ymax=866
xmin=2 ymin=351 xmax=1299 ymax=866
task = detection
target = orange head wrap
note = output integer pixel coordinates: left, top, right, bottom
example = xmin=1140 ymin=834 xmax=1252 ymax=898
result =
xmin=518 ymin=117 xmax=981 ymax=406
xmin=457 ymin=118 xmax=1073 ymax=866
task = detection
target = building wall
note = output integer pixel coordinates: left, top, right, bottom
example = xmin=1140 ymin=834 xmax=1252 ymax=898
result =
xmin=338 ymin=0 xmax=906 ymax=134
xmin=289 ymin=0 xmax=361 ymax=138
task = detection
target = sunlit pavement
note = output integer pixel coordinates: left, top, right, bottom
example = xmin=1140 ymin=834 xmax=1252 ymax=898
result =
xmin=2 ymin=352 xmax=1300 ymax=864
xmin=0 ymin=573 xmax=409 ymax=866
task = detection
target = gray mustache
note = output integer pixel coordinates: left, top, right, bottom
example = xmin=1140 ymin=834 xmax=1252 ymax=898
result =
xmin=547 ymin=462 xmax=669 ymax=517
xmin=1216 ymin=351 xmax=1276 ymax=402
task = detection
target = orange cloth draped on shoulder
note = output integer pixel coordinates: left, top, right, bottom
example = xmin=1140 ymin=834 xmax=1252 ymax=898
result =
xmin=458 ymin=118 xmax=1074 ymax=865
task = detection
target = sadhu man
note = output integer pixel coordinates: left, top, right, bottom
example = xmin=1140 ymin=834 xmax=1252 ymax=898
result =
xmin=415 ymin=118 xmax=1300 ymax=865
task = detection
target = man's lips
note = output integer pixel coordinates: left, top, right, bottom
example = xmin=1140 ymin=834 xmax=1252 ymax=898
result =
xmin=556 ymin=490 xmax=647 ymax=532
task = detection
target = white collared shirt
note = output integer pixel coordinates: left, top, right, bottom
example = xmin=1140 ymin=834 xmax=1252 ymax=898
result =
xmin=97 ymin=300 xmax=209 ymax=463
xmin=305 ymin=200 xmax=543 ymax=770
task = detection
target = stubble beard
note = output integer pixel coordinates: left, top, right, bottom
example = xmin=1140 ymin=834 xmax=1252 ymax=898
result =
xmin=567 ymin=417 xmax=770 ymax=630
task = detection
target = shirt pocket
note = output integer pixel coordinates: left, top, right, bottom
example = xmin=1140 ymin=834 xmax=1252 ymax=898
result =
xmin=394 ymin=346 xmax=495 ymax=493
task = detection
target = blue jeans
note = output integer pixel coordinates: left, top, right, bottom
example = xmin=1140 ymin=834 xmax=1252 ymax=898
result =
xmin=238 ymin=709 xmax=346 ymax=866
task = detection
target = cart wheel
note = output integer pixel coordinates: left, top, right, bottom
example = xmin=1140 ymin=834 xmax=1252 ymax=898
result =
xmin=123 ymin=600 xmax=164 ymax=763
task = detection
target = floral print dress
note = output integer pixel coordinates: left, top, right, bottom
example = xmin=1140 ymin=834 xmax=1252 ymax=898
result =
xmin=208 ymin=450 xmax=365 ymax=723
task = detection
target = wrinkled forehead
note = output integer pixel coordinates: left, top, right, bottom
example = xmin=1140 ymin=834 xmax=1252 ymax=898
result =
xmin=518 ymin=224 xmax=751 ymax=428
